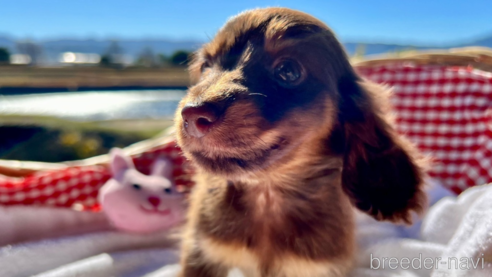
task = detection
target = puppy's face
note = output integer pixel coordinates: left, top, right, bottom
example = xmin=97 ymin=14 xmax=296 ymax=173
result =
xmin=175 ymin=8 xmax=350 ymax=177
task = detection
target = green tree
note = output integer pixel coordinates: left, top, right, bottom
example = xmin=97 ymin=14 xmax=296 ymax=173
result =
xmin=99 ymin=41 xmax=123 ymax=68
xmin=99 ymin=54 xmax=112 ymax=67
xmin=0 ymin=48 xmax=10 ymax=63
xmin=170 ymin=50 xmax=191 ymax=66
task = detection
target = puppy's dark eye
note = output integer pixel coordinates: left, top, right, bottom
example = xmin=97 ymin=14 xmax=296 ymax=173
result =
xmin=132 ymin=184 xmax=141 ymax=190
xmin=201 ymin=60 xmax=212 ymax=72
xmin=164 ymin=188 xmax=172 ymax=194
xmin=273 ymin=59 xmax=303 ymax=85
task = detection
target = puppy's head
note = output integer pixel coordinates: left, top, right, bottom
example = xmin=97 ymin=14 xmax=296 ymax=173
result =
xmin=176 ymin=8 xmax=345 ymax=175
xmin=175 ymin=7 xmax=426 ymax=223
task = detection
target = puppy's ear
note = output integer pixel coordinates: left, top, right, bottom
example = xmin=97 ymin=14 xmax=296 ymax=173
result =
xmin=338 ymin=74 xmax=427 ymax=224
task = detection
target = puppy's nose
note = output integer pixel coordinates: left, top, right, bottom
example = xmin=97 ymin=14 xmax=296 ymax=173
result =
xmin=148 ymin=196 xmax=161 ymax=207
xmin=181 ymin=103 xmax=220 ymax=138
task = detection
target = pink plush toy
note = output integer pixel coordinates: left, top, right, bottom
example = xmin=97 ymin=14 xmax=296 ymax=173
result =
xmin=98 ymin=148 xmax=186 ymax=233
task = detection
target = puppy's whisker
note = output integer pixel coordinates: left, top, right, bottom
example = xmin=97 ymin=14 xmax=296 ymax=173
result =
xmin=248 ymin=93 xmax=268 ymax=97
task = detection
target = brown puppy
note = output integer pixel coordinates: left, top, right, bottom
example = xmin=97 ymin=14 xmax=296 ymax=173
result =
xmin=174 ymin=7 xmax=426 ymax=277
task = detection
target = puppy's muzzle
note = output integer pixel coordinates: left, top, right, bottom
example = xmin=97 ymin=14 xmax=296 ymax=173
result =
xmin=181 ymin=102 xmax=222 ymax=138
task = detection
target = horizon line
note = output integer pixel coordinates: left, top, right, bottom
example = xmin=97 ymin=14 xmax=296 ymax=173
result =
xmin=1 ymin=30 xmax=491 ymax=48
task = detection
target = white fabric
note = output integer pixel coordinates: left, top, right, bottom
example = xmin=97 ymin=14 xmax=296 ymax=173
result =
xmin=1 ymin=180 xmax=492 ymax=277
xmin=353 ymin=182 xmax=492 ymax=277
xmin=0 ymin=205 xmax=109 ymax=246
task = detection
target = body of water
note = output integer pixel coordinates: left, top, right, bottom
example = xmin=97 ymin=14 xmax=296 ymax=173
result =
xmin=0 ymin=90 xmax=187 ymax=121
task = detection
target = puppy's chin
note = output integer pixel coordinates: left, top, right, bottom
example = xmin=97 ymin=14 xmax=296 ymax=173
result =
xmin=182 ymin=137 xmax=290 ymax=177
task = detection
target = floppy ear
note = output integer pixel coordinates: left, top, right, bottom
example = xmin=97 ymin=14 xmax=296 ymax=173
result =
xmin=338 ymin=74 xmax=427 ymax=224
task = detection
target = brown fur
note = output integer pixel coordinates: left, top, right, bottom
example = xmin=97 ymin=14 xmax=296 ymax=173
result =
xmin=175 ymin=7 xmax=427 ymax=277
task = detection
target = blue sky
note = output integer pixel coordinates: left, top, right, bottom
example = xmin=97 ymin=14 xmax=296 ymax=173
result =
xmin=1 ymin=0 xmax=491 ymax=45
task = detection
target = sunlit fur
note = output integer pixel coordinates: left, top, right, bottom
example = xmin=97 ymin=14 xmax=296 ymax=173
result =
xmin=175 ymin=7 xmax=427 ymax=277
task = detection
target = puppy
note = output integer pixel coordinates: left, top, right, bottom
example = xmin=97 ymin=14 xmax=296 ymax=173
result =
xmin=174 ymin=7 xmax=426 ymax=277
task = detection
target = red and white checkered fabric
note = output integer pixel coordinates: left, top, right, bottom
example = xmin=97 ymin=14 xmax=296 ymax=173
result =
xmin=356 ymin=63 xmax=492 ymax=194
xmin=0 ymin=141 xmax=194 ymax=211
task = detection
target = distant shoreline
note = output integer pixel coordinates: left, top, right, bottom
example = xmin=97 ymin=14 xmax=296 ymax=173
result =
xmin=0 ymin=65 xmax=190 ymax=94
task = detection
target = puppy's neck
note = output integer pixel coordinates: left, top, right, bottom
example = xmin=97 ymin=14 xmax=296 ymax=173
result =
xmin=192 ymin=137 xmax=355 ymax=272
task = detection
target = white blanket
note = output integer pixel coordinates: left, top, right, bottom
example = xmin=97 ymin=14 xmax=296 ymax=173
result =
xmin=1 ymin=181 xmax=491 ymax=277
xmin=353 ymin=181 xmax=492 ymax=277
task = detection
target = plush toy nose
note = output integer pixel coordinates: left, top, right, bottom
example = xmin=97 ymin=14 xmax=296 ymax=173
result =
xmin=148 ymin=196 xmax=161 ymax=207
xmin=181 ymin=102 xmax=221 ymax=138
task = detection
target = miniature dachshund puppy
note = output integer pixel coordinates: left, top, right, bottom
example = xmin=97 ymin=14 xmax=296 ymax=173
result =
xmin=174 ymin=7 xmax=426 ymax=277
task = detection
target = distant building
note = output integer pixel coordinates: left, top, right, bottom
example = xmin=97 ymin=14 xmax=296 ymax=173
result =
xmin=59 ymin=52 xmax=101 ymax=64
xmin=16 ymin=41 xmax=43 ymax=65
xmin=10 ymin=54 xmax=31 ymax=64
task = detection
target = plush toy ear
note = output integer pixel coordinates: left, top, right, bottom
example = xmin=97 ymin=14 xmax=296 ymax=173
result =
xmin=337 ymin=74 xmax=427 ymax=224
xmin=110 ymin=148 xmax=135 ymax=179
xmin=150 ymin=158 xmax=174 ymax=179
